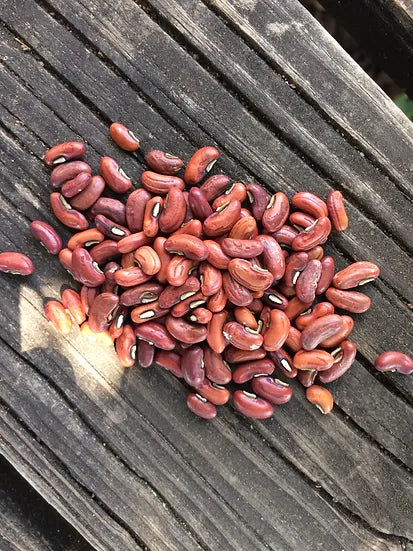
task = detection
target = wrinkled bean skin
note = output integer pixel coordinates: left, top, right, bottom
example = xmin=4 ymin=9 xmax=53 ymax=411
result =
xmin=297 ymin=369 xmax=317 ymax=388
xmin=251 ymin=376 xmax=292 ymax=405
xmin=295 ymin=259 xmax=322 ymax=303
xmin=173 ymin=220 xmax=203 ymax=238
xmin=208 ymin=287 xmax=227 ymax=313
xmin=326 ymin=287 xmax=371 ymax=314
xmin=80 ymin=285 xmax=99 ymax=316
xmin=223 ymin=321 xmax=264 ymax=351
xmin=319 ymin=340 xmax=357 ymax=383
xmin=61 ymin=288 xmax=86 ymax=325
xmin=295 ymin=302 xmax=335 ymax=331
xmin=166 ymin=256 xmax=194 ymax=287
xmin=284 ymin=252 xmax=309 ymax=287
xmin=30 ymin=221 xmax=62 ymax=255
xmin=333 ymin=261 xmax=380 ymax=289
xmin=289 ymin=211 xmax=316 ymax=230
xmin=90 ymin=240 xmax=119 ymax=265
xmin=262 ymin=192 xmax=290 ymax=233
xmin=293 ymin=349 xmax=335 ymax=371
xmin=284 ymin=297 xmax=313 ymax=321
xmin=316 ymin=256 xmax=335 ymax=295
xmin=234 ymin=306 xmax=258 ymax=330
xmin=166 ymin=315 xmax=208 ymax=344
xmin=272 ymin=225 xmax=299 ymax=248
xmin=203 ymin=347 xmax=232 ymax=384
xmin=232 ymin=359 xmax=275 ymax=384
xmin=164 ymin=234 xmax=208 ymax=261
xmin=137 ymin=340 xmax=155 ymax=368
xmin=109 ymin=122 xmax=140 ymax=151
xmin=204 ymin=240 xmax=230 ymax=270
xmin=292 ymin=192 xmax=328 ymax=219
xmin=100 ymin=156 xmax=132 ymax=193
xmin=228 ymin=259 xmax=273 ymax=292
xmin=159 ymin=187 xmax=187 ymax=234
xmin=50 ymin=193 xmax=89 ymax=230
xmin=143 ymin=196 xmax=163 ymax=238
xmin=257 ymin=235 xmax=285 ymax=281
xmin=222 ymin=272 xmax=253 ymax=307
xmin=158 ymin=277 xmax=200 ymax=309
xmin=115 ymin=324 xmax=137 ymax=367
xmin=181 ymin=346 xmax=205 ymax=387
xmin=374 ymin=351 xmax=413 ymax=375
xmin=171 ymin=291 xmax=206 ymax=317
xmin=320 ymin=315 xmax=354 ymax=348
xmin=154 ymin=350 xmax=183 ymax=378
xmin=186 ymin=394 xmax=217 ymax=419
xmin=145 ymin=150 xmax=183 ymax=175
xmin=61 ymin=172 xmax=91 ymax=198
xmin=102 ymin=261 xmax=119 ymax=293
xmin=90 ymin=198 xmax=126 ymax=225
xmin=125 ymin=188 xmax=151 ymax=233
xmin=300 ymin=314 xmax=344 ymax=350
xmin=233 ymin=390 xmax=274 ymax=419
xmin=88 ymin=292 xmax=119 ymax=333
xmin=94 ymin=214 xmax=130 ymax=241
xmin=190 ymin=307 xmax=212 ymax=324
xmin=213 ymin=182 xmax=247 ymax=210
xmin=221 ymin=238 xmax=263 ymax=259
xmin=228 ymin=217 xmax=258 ymax=241
xmin=134 ymin=246 xmax=161 ymax=276
xmin=268 ymin=348 xmax=297 ymax=378
xmin=327 ymin=190 xmax=348 ymax=232
xmin=246 ymin=183 xmax=268 ymax=221
xmin=199 ymin=262 xmax=222 ymax=297
xmin=184 ymin=146 xmax=219 ymax=186
xmin=188 ymin=187 xmax=213 ymax=221
xmin=207 ymin=311 xmax=227 ymax=354
xmin=135 ymin=322 xmax=176 ymax=350
xmin=263 ymin=310 xmax=290 ymax=351
xmin=200 ymin=174 xmax=231 ymax=202
xmin=44 ymin=141 xmax=85 ymax=166
xmin=203 ymin=200 xmax=242 ymax=237
xmin=292 ymin=216 xmax=331 ymax=251
xmin=114 ymin=266 xmax=152 ymax=287
xmin=141 ymin=171 xmax=185 ymax=194
xmin=50 ymin=160 xmax=91 ymax=188
xmin=120 ymin=282 xmax=163 ymax=307
xmin=44 ymin=300 xmax=72 ymax=336
xmin=68 ymin=228 xmax=105 ymax=251
xmin=224 ymin=347 xmax=266 ymax=364
xmin=70 ymin=175 xmax=105 ymax=211
xmin=71 ymin=247 xmax=105 ymax=287
xmin=306 ymin=385 xmax=334 ymax=414
xmin=0 ymin=252 xmax=34 ymax=275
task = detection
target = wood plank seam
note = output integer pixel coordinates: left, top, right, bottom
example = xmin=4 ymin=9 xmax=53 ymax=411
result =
xmin=202 ymin=0 xmax=413 ymax=195
xmin=33 ymin=0 xmax=413 ymax=258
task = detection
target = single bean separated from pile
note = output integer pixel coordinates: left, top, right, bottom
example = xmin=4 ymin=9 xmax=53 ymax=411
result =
xmin=1 ymin=120 xmax=412 ymax=421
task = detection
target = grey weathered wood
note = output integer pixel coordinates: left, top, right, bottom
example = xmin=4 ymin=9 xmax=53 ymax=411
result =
xmin=321 ymin=0 xmax=413 ymax=97
xmin=2 ymin=0 xmax=413 ymax=307
xmin=0 ymin=456 xmax=93 ymax=551
xmin=205 ymin=0 xmax=413 ymax=190
xmin=0 ymin=0 xmax=412 ymax=549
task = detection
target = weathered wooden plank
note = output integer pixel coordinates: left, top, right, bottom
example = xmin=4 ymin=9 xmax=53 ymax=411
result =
xmin=205 ymin=0 xmax=413 ymax=190
xmin=0 ymin=283 xmax=405 ymax=550
xmin=140 ymin=0 xmax=413 ymax=251
xmin=0 ymin=21 xmax=412 ymax=465
xmin=0 ymin=166 xmax=411 ymax=544
xmin=321 ymin=0 xmax=413 ymax=97
xmin=0 ymin=456 xmax=93 ymax=551
xmin=2 ymin=2 xmax=413 ymax=306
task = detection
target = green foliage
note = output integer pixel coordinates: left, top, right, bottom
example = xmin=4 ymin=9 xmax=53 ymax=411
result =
xmin=394 ymin=93 xmax=413 ymax=120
